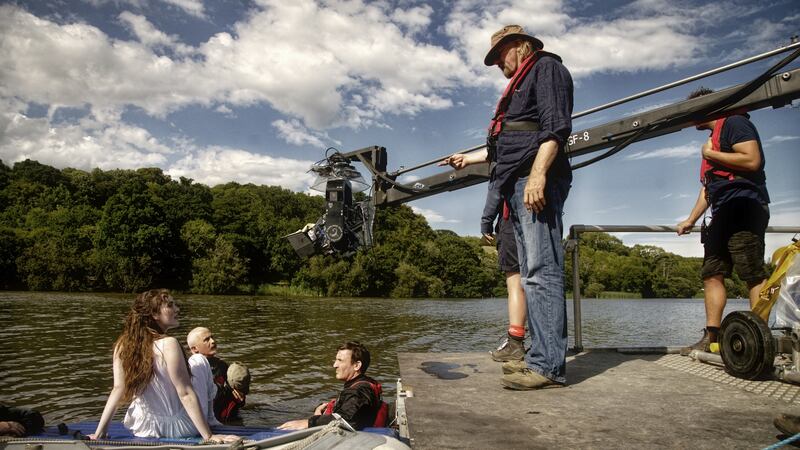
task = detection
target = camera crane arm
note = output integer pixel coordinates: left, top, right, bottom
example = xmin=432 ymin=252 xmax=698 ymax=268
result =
xmin=339 ymin=42 xmax=800 ymax=207
xmin=346 ymin=66 xmax=800 ymax=207
xmin=286 ymin=42 xmax=800 ymax=260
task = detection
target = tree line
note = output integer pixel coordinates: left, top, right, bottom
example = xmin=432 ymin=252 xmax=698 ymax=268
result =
xmin=0 ymin=159 xmax=749 ymax=298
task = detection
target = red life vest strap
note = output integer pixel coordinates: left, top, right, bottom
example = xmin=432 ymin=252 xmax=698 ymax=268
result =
xmin=488 ymin=52 xmax=540 ymax=137
xmin=700 ymin=117 xmax=735 ymax=184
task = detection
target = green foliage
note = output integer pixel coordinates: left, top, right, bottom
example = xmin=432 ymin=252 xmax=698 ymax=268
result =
xmin=0 ymin=227 xmax=22 ymax=289
xmin=392 ymin=262 xmax=445 ymax=298
xmin=94 ymin=179 xmax=173 ymax=291
xmin=0 ymin=160 xmax=10 ymax=191
xmin=571 ymin=233 xmax=724 ymax=299
xmin=585 ymin=281 xmax=605 ymax=298
xmin=12 ymin=159 xmax=68 ymax=187
xmin=191 ymin=236 xmax=248 ymax=294
xmin=256 ymin=283 xmax=320 ymax=297
xmin=181 ymin=219 xmax=216 ymax=255
xmin=0 ymin=159 xmax=753 ymax=298
xmin=15 ymin=205 xmax=98 ymax=291
xmin=291 ymin=207 xmax=499 ymax=298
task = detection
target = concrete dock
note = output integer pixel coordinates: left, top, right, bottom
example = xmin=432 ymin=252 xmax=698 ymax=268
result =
xmin=397 ymin=351 xmax=800 ymax=449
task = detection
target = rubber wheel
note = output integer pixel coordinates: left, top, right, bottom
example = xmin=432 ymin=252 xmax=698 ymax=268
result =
xmin=719 ymin=310 xmax=775 ymax=380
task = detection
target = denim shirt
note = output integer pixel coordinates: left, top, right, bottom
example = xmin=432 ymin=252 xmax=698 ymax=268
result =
xmin=494 ymin=53 xmax=574 ymax=192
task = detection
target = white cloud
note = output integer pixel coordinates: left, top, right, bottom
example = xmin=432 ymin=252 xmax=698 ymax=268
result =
xmin=272 ymin=119 xmax=341 ymax=149
xmin=0 ymin=111 xmax=172 ymax=170
xmin=167 ymin=147 xmax=316 ymax=189
xmin=771 ymin=199 xmax=799 ymax=207
xmin=118 ymin=11 xmax=193 ymax=54
xmin=397 ymin=174 xmax=420 ymax=184
xmin=625 ymin=142 xmax=700 ymax=160
xmin=769 ymin=205 xmax=800 ymax=227
xmin=765 ymin=135 xmax=800 ymax=144
xmin=0 ymin=3 xmax=475 ymax=132
xmin=4 ymin=1 xmax=777 ymax=138
xmin=0 ymin=105 xmax=316 ymax=191
xmin=215 ymin=104 xmax=235 ymax=117
xmin=1 ymin=0 xmax=794 ymax=194
xmin=720 ymin=16 xmax=799 ymax=59
xmin=592 ymin=203 xmax=630 ymax=215
xmin=0 ymin=5 xmax=210 ymax=118
xmin=81 ymin=0 xmax=205 ymax=18
xmin=391 ymin=5 xmax=434 ymax=36
xmin=445 ymin=0 xmax=709 ymax=86
xmin=162 ymin=0 xmax=206 ymax=18
xmin=198 ymin=0 xmax=476 ymax=129
xmin=411 ymin=206 xmax=461 ymax=224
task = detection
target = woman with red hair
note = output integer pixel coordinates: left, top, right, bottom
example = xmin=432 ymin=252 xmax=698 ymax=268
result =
xmin=90 ymin=289 xmax=236 ymax=442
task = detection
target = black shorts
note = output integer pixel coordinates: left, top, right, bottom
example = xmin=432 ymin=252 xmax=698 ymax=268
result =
xmin=497 ymin=217 xmax=519 ymax=273
xmin=701 ymin=198 xmax=769 ymax=283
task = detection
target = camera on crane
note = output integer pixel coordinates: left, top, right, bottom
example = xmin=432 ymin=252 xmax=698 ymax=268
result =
xmin=285 ymin=151 xmax=374 ymax=258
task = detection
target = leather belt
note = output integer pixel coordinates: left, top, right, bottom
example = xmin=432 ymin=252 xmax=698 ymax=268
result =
xmin=502 ymin=121 xmax=540 ymax=132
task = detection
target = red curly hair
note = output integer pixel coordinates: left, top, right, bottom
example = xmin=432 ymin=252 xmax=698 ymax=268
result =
xmin=114 ymin=289 xmax=178 ymax=403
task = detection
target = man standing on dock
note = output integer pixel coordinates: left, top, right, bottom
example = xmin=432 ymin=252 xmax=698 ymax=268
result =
xmin=677 ymin=87 xmax=770 ymax=354
xmin=481 ymin=25 xmax=574 ymax=389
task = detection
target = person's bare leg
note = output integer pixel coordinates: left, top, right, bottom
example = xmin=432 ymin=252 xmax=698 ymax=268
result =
xmin=747 ymin=279 xmax=766 ymax=309
xmin=704 ymin=274 xmax=727 ymax=328
xmin=682 ymin=274 xmax=727 ymax=355
xmin=491 ymin=272 xmax=527 ymax=362
xmin=506 ymin=272 xmax=526 ymax=327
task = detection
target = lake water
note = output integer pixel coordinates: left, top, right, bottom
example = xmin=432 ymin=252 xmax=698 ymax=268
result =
xmin=0 ymin=292 xmax=750 ymax=428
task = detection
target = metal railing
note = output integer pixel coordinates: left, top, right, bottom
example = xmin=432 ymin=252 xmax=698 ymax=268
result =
xmin=567 ymin=225 xmax=800 ymax=351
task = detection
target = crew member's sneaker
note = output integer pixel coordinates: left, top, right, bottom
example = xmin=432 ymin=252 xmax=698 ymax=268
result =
xmin=679 ymin=329 xmax=713 ymax=356
xmin=490 ymin=336 xmax=524 ymax=362
xmin=774 ymin=413 xmax=800 ymax=435
xmin=502 ymin=369 xmax=564 ymax=390
xmin=501 ymin=359 xmax=527 ymax=374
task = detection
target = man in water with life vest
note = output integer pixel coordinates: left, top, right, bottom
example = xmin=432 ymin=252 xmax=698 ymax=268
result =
xmin=278 ymin=341 xmax=388 ymax=430
xmin=677 ymin=86 xmax=770 ymax=354
xmin=443 ymin=25 xmax=573 ymax=389
xmin=186 ymin=327 xmax=250 ymax=423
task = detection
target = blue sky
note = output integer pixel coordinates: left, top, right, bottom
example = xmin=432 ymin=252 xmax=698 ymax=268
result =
xmin=1 ymin=0 xmax=798 ymax=257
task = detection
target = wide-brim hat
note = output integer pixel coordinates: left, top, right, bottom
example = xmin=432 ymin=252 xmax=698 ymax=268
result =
xmin=484 ymin=25 xmax=544 ymax=66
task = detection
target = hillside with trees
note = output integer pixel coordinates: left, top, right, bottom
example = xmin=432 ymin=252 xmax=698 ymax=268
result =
xmin=0 ymin=159 xmax=751 ymax=298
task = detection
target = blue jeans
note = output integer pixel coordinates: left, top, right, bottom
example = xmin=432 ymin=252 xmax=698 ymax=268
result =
xmin=507 ymin=175 xmax=570 ymax=383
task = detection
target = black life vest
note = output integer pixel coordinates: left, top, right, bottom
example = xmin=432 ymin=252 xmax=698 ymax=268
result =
xmin=322 ymin=380 xmax=389 ymax=428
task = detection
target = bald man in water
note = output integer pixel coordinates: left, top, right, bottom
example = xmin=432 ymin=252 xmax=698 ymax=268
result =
xmin=187 ymin=327 xmax=222 ymax=426
xmin=187 ymin=327 xmax=249 ymax=423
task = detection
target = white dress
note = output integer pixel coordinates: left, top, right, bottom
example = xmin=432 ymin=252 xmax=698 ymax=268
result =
xmin=188 ymin=353 xmax=221 ymax=427
xmin=123 ymin=338 xmax=197 ymax=438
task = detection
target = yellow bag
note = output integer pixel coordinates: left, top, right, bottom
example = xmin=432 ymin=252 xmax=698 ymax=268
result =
xmin=753 ymin=239 xmax=800 ymax=322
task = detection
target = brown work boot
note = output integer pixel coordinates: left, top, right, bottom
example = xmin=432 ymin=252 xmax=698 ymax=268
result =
xmin=774 ymin=413 xmax=800 ymax=435
xmin=679 ymin=328 xmax=716 ymax=356
xmin=502 ymin=369 xmax=564 ymax=390
xmin=490 ymin=336 xmax=525 ymax=362
xmin=502 ymin=359 xmax=527 ymax=375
